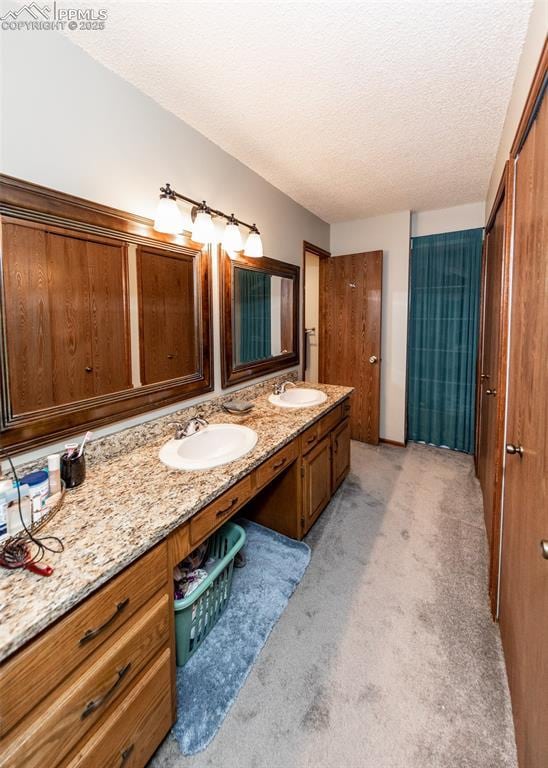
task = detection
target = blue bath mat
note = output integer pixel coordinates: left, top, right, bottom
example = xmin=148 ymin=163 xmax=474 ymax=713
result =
xmin=172 ymin=519 xmax=311 ymax=755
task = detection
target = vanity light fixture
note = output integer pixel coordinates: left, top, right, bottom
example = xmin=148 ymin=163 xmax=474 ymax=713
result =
xmin=222 ymin=214 xmax=243 ymax=252
xmin=243 ymin=224 xmax=263 ymax=258
xmin=153 ymin=186 xmax=185 ymax=234
xmin=153 ymin=183 xmax=263 ymax=256
xmin=191 ymin=202 xmax=215 ymax=245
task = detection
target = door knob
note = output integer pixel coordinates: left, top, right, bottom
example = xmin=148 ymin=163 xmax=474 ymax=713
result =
xmin=541 ymin=541 xmax=548 ymax=560
xmin=485 ymin=389 xmax=497 ymax=396
xmin=369 ymin=355 xmax=378 ymax=364
xmin=506 ymin=443 xmax=524 ymax=457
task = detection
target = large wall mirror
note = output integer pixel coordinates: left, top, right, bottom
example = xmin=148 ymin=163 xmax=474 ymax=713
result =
xmin=220 ymin=249 xmax=300 ymax=387
xmin=0 ymin=176 xmax=213 ymax=454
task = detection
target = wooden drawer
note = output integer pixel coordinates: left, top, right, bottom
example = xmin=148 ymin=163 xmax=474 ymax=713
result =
xmin=256 ymin=440 xmax=299 ymax=491
xmin=62 ymin=649 xmax=173 ymax=768
xmin=317 ymin=404 xmax=343 ymax=439
xmin=190 ymin=474 xmax=254 ymax=547
xmin=0 ymin=542 xmax=167 ymax=737
xmin=300 ymin=421 xmax=321 ymax=455
xmin=1 ymin=594 xmax=170 ymax=768
xmin=300 ymin=405 xmax=343 ymax=455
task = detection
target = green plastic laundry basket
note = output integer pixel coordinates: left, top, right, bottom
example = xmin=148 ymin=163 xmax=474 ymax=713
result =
xmin=174 ymin=521 xmax=246 ymax=667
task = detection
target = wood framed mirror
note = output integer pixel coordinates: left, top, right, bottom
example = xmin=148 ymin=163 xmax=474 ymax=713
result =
xmin=219 ymin=248 xmax=300 ymax=387
xmin=0 ymin=175 xmax=213 ymax=454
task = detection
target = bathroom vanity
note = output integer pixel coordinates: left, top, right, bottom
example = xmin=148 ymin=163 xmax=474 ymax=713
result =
xmin=0 ymin=385 xmax=351 ymax=768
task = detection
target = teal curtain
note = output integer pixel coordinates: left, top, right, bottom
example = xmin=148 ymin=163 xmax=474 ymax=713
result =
xmin=407 ymin=228 xmax=483 ymax=453
xmin=237 ymin=269 xmax=271 ymax=364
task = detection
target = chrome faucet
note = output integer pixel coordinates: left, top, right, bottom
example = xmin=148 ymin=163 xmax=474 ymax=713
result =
xmin=169 ymin=416 xmax=208 ymax=439
xmin=273 ymin=381 xmax=296 ymax=395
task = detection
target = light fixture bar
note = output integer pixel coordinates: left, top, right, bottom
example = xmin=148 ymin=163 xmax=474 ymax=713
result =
xmin=159 ymin=183 xmax=257 ymax=233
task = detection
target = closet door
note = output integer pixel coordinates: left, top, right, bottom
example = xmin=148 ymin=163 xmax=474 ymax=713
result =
xmin=499 ymin=79 xmax=547 ymax=768
xmin=477 ymin=193 xmax=505 ymax=545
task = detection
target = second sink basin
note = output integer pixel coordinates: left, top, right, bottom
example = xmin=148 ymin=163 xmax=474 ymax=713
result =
xmin=268 ymin=387 xmax=327 ymax=408
xmin=159 ymin=424 xmax=258 ymax=470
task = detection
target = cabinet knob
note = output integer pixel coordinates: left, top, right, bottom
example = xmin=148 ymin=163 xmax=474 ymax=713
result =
xmin=541 ymin=540 xmax=548 ymax=560
xmin=480 ymin=373 xmax=490 ymax=381
xmin=85 ymin=366 xmax=93 ymax=373
xmin=369 ymin=355 xmax=378 ymax=364
xmin=485 ymin=388 xmax=497 ymax=396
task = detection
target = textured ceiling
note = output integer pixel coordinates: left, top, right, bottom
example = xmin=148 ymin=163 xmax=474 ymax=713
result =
xmin=68 ymin=1 xmax=533 ymax=222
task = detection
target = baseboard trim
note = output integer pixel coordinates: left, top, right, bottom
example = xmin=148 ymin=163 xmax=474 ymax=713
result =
xmin=379 ymin=438 xmax=406 ymax=448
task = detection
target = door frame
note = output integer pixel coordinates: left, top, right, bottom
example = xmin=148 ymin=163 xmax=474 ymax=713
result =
xmin=302 ymin=241 xmax=330 ymax=380
xmin=477 ymin=162 xmax=514 ymax=619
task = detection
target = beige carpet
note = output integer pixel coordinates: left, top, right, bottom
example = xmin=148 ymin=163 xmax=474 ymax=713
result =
xmin=150 ymin=441 xmax=517 ymax=768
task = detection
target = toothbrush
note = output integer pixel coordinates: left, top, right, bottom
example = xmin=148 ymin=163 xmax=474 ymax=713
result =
xmin=77 ymin=431 xmax=93 ymax=458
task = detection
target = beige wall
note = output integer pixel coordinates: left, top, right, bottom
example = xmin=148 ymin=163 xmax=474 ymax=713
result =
xmin=330 ymin=211 xmax=411 ymax=444
xmin=485 ymin=0 xmax=547 ymax=216
xmin=1 ymin=31 xmax=328 ymax=464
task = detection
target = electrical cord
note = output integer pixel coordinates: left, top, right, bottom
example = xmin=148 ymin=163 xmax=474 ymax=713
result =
xmin=0 ymin=455 xmax=64 ymax=569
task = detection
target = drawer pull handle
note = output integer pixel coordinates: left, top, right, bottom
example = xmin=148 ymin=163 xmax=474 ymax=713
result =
xmin=306 ymin=436 xmax=317 ymax=444
xmin=216 ymin=497 xmax=238 ymax=517
xmin=81 ymin=662 xmax=131 ymax=719
xmin=79 ymin=597 xmax=130 ymax=645
xmin=272 ymin=457 xmax=287 ymax=470
xmin=121 ymin=744 xmax=134 ymax=765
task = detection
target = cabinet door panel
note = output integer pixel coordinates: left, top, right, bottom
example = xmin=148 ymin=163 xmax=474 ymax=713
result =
xmin=3 ymin=223 xmax=54 ymax=413
xmin=86 ymin=239 xmax=131 ymax=396
xmin=302 ymin=436 xmax=331 ymax=534
xmin=137 ymin=247 xmax=197 ymax=385
xmin=46 ymin=232 xmax=94 ymax=405
xmin=331 ymin=418 xmax=351 ymax=492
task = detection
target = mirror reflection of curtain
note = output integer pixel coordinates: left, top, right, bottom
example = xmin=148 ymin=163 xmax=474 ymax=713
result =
xmin=407 ymin=228 xmax=483 ymax=453
xmin=235 ymin=269 xmax=272 ymax=364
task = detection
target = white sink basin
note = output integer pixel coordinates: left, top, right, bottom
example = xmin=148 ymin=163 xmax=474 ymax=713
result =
xmin=268 ymin=387 xmax=327 ymax=408
xmin=159 ymin=424 xmax=258 ymax=470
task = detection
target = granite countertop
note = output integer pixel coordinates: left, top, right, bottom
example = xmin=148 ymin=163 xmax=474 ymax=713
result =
xmin=0 ymin=383 xmax=352 ymax=662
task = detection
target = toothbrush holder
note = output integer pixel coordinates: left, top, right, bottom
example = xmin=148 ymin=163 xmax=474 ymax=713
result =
xmin=61 ymin=453 xmax=86 ymax=489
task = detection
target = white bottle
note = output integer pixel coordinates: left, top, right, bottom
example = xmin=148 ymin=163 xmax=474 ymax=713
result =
xmin=48 ymin=454 xmax=61 ymax=496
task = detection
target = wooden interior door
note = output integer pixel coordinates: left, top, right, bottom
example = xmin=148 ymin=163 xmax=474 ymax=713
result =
xmin=477 ymin=193 xmax=505 ymax=544
xmin=499 ymin=81 xmax=547 ymax=768
xmin=302 ymin=436 xmax=331 ymax=534
xmin=319 ymin=251 xmax=382 ymax=443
